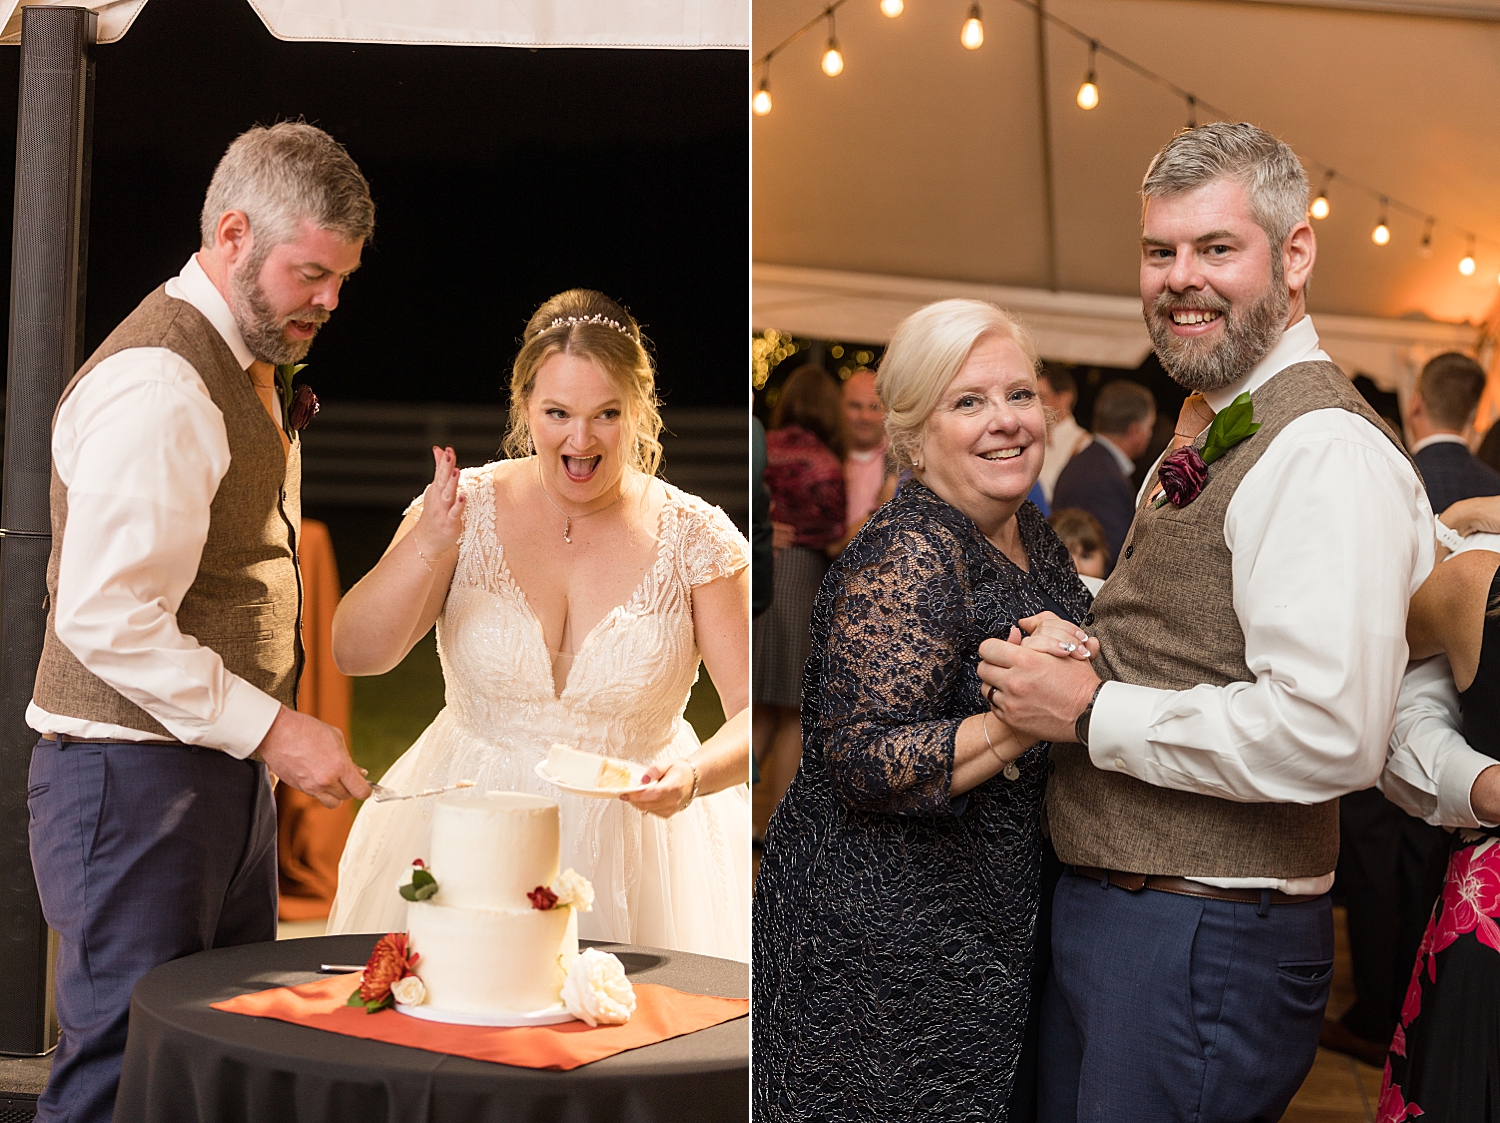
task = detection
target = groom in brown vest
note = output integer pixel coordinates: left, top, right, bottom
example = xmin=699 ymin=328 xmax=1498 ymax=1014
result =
xmin=27 ymin=123 xmax=374 ymax=1123
xmin=981 ymin=124 xmax=1433 ymax=1120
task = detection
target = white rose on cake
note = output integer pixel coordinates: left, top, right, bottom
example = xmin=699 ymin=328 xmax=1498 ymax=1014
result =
xmin=551 ymin=868 xmax=594 ymax=912
xmin=391 ymin=975 xmax=427 ymax=1006
xmin=561 ymin=948 xmax=636 ymax=1026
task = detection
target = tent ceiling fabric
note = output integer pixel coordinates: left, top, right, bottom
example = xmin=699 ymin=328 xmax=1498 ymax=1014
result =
xmin=0 ymin=0 xmax=749 ymax=47
xmin=752 ymin=0 xmax=1500 ymax=331
xmin=753 ymin=263 xmax=1482 ymax=391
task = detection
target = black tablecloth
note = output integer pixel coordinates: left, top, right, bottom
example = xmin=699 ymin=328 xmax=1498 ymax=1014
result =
xmin=115 ymin=934 xmax=747 ymax=1123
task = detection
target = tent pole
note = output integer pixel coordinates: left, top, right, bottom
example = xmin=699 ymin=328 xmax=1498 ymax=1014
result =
xmin=0 ymin=3 xmax=96 ymax=1056
xmin=1034 ymin=0 xmax=1059 ymax=293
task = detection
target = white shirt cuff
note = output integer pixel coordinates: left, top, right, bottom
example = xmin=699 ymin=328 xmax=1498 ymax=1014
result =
xmin=1086 ymin=680 xmax=1166 ymax=778
xmin=201 ymin=679 xmax=283 ymax=759
xmin=1439 ymin=745 xmax=1500 ymax=829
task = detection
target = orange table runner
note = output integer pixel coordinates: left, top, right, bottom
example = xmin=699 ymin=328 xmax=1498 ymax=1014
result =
xmin=212 ymin=973 xmax=748 ymax=1070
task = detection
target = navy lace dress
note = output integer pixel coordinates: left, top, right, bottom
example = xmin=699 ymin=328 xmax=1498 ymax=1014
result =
xmin=752 ymin=482 xmax=1092 ymax=1122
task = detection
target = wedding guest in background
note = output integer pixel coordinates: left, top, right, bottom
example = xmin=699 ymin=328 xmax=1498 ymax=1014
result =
xmin=1037 ymin=366 xmax=1090 ymax=504
xmin=1379 ymin=513 xmax=1500 ymax=1119
xmin=1328 ymin=349 xmax=1499 ymax=1066
xmin=1407 ymin=352 xmax=1500 ymax=512
xmin=754 ymin=299 xmax=1093 ymax=1121
xmin=981 ymin=122 xmax=1431 ymax=1122
xmin=1048 ymin=507 xmax=1110 ymax=581
xmin=1051 ymin=378 xmax=1156 ymax=567
xmin=751 ymin=365 xmax=847 ymax=836
xmin=25 ymin=123 xmax=374 ymax=1123
xmin=839 ymin=367 xmax=896 ymax=536
xmin=752 ymin=415 xmax=773 ymax=619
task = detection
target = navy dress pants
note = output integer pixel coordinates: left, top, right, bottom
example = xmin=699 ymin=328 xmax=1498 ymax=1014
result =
xmin=27 ymin=738 xmax=277 ymax=1123
xmin=1039 ymin=870 xmax=1333 ymax=1123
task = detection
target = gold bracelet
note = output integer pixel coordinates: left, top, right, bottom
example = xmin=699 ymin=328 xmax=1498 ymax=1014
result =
xmin=681 ymin=759 xmax=700 ymax=811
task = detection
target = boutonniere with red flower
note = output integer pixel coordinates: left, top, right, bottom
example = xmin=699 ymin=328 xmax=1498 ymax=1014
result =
xmin=275 ymin=362 xmax=320 ymax=433
xmin=1154 ymin=391 xmax=1260 ymax=508
xmin=348 ymin=932 xmax=420 ymax=1013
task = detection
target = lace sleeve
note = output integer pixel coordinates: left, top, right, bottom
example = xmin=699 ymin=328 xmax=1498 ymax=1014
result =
xmin=402 ymin=492 xmax=425 ymax=520
xmin=680 ymin=498 xmax=749 ymax=587
xmin=809 ymin=523 xmax=974 ymax=817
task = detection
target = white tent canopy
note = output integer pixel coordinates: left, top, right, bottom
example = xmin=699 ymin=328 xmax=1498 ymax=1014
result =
xmin=0 ymin=0 xmax=748 ymax=47
xmin=752 ymin=0 xmax=1500 ymax=394
xmin=754 ymin=263 xmax=1482 ymax=391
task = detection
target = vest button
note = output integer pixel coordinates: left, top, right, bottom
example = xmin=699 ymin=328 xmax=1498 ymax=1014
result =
xmin=1124 ymin=544 xmax=1134 ymax=559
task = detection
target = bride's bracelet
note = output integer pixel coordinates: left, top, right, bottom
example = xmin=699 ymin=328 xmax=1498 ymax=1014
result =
xmin=679 ymin=759 xmax=700 ymax=810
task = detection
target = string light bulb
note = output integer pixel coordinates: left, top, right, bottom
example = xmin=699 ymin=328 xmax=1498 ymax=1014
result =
xmin=881 ymin=0 xmax=904 ymax=15
xmin=753 ymin=75 xmax=772 ymax=116
xmin=1309 ymin=170 xmax=1332 ymax=220
xmin=1460 ymin=239 xmax=1477 ymax=276
xmin=961 ymin=4 xmax=984 ymax=49
xmin=1076 ymin=42 xmax=1099 ymax=109
xmin=821 ymin=9 xmax=844 ymax=77
xmin=1372 ymin=199 xmax=1390 ymax=246
xmin=1420 ymin=218 xmax=1434 ymax=259
xmin=1185 ymin=95 xmax=1197 ymax=130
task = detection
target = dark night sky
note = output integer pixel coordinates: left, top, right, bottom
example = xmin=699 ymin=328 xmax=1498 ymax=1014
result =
xmin=0 ymin=0 xmax=748 ymax=407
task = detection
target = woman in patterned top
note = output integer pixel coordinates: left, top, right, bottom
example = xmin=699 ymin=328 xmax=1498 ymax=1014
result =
xmin=753 ymin=299 xmax=1096 ymax=1120
xmin=752 ymin=365 xmax=847 ymax=833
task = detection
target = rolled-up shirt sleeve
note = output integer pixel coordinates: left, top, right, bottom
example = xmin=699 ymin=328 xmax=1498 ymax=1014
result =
xmin=1087 ymin=410 xmax=1431 ymax=804
xmin=48 ymin=347 xmax=282 ymax=756
xmin=1380 ymin=654 xmax=1498 ymax=829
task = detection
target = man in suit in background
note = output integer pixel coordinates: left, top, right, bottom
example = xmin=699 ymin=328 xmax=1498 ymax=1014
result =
xmin=1407 ymin=351 xmax=1500 ymax=515
xmin=1051 ymin=378 xmax=1156 ymax=568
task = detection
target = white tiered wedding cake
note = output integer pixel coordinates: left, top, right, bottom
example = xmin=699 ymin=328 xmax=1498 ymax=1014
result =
xmin=381 ymin=790 xmax=635 ymax=1027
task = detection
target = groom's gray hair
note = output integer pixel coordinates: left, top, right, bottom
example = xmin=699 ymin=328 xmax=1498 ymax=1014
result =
xmin=200 ymin=121 xmax=375 ymax=265
xmin=1141 ymin=123 xmax=1309 ymax=254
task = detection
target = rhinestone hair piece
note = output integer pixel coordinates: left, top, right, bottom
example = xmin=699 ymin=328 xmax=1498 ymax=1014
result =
xmin=548 ymin=314 xmax=633 ymax=338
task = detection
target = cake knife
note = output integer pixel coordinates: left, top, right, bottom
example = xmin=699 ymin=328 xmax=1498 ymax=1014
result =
xmin=367 ymin=778 xmax=476 ymax=802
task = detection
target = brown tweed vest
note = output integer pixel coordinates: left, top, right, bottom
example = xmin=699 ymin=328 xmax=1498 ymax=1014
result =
xmin=1047 ymin=360 xmax=1412 ymax=878
xmin=33 ymin=285 xmax=302 ymax=740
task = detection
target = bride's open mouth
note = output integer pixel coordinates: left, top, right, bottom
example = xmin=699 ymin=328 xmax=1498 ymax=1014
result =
xmin=562 ymin=454 xmax=602 ymax=482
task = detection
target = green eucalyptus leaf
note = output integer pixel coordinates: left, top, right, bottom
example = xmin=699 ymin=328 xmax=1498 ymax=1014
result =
xmin=346 ymin=987 xmax=365 ymax=1007
xmin=399 ymin=884 xmax=418 ymax=901
xmin=413 ymin=881 xmax=439 ymax=901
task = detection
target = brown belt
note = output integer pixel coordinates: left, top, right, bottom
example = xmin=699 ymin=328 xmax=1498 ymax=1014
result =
xmin=1069 ymin=866 xmax=1321 ymax=906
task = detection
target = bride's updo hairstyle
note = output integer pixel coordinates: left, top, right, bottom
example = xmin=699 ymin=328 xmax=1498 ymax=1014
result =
xmin=876 ymin=298 xmax=1041 ymax=472
xmin=505 ymin=289 xmax=665 ymax=478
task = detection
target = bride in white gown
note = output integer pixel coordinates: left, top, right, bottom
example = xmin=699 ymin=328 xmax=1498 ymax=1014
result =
xmin=325 ymin=289 xmax=751 ymax=961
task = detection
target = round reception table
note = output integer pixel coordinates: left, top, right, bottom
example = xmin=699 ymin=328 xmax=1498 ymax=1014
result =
xmin=113 ymin=933 xmax=748 ymax=1123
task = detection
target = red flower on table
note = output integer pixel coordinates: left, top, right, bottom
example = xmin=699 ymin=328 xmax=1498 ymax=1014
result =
xmin=359 ymin=932 xmax=419 ymax=1006
xmin=1430 ymin=842 xmax=1500 ymax=959
xmin=528 ymin=885 xmax=558 ymax=910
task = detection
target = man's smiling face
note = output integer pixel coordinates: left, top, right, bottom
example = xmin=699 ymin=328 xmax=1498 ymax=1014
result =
xmin=1139 ymin=176 xmax=1290 ymax=394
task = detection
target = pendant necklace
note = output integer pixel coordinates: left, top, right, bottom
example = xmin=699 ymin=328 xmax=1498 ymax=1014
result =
xmin=537 ymin=459 xmax=625 ymax=543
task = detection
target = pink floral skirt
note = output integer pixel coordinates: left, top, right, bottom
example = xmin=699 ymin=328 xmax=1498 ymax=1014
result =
xmin=1381 ymin=835 xmax=1500 ymax=1122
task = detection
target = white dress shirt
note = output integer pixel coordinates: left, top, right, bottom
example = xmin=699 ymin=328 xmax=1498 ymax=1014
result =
xmin=1409 ymin=432 xmax=1470 ymax=455
xmin=1381 ymin=654 xmax=1498 ymax=829
xmin=26 ymin=255 xmax=285 ymax=757
xmin=1089 ymin=315 xmax=1434 ymax=893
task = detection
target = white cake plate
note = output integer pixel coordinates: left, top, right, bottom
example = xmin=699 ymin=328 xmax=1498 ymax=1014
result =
xmin=534 ymin=760 xmax=650 ymax=799
xmin=395 ymin=1001 xmax=578 ymax=1027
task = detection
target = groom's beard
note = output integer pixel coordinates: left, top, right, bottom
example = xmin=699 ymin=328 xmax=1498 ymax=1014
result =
xmin=1145 ymin=272 xmax=1289 ymax=395
xmin=230 ymin=260 xmax=329 ymax=365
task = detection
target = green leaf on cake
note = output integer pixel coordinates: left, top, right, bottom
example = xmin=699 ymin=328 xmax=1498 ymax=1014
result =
xmin=1200 ymin=392 xmax=1260 ymax=465
xmin=399 ymin=868 xmax=438 ymax=902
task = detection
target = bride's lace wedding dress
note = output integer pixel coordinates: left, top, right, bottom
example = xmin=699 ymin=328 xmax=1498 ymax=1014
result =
xmin=327 ymin=465 xmax=751 ymax=961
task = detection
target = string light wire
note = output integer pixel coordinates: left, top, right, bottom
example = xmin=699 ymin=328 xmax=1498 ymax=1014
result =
xmin=751 ymin=0 xmax=1500 ymax=264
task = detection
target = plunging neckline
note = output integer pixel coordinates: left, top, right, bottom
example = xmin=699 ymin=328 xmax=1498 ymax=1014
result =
xmin=484 ymin=466 xmax=673 ymax=702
